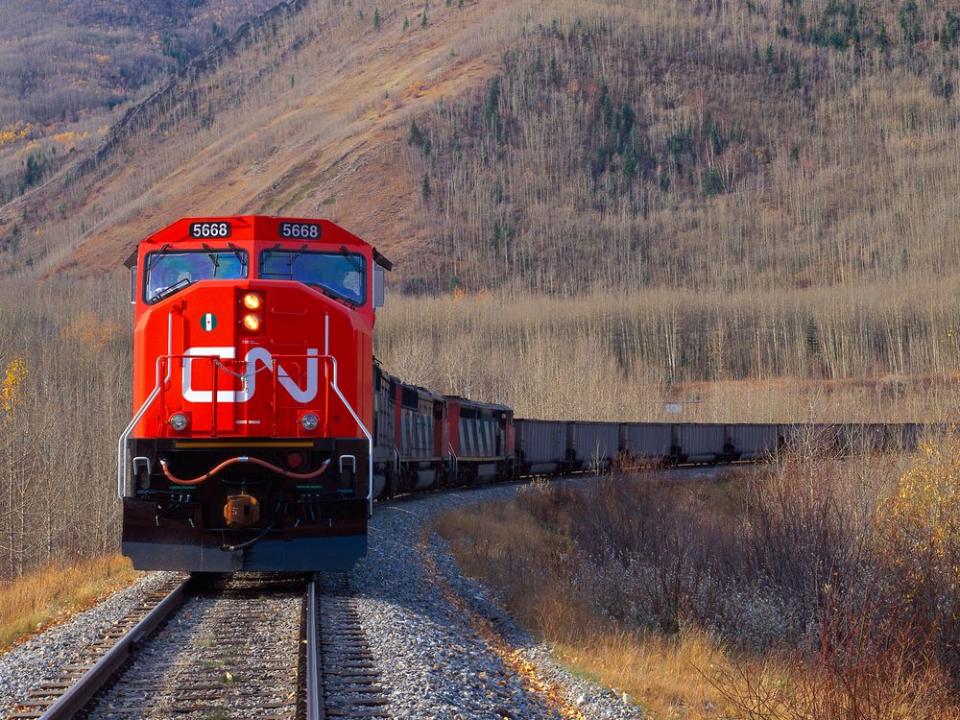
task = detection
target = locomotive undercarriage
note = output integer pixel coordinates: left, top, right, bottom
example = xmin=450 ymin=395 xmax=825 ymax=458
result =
xmin=122 ymin=437 xmax=369 ymax=572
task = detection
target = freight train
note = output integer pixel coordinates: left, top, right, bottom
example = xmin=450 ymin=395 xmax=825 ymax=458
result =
xmin=118 ymin=216 xmax=925 ymax=573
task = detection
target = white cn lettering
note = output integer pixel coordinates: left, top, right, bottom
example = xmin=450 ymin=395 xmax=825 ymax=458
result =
xmin=182 ymin=347 xmax=319 ymax=404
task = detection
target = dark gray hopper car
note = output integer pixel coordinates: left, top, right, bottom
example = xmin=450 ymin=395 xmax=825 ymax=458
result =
xmin=514 ymin=420 xmax=935 ymax=473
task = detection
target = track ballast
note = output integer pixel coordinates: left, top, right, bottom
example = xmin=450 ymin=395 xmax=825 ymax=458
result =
xmin=6 ymin=572 xmax=386 ymax=720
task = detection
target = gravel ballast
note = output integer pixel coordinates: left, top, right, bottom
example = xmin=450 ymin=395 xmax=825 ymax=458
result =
xmin=355 ymin=480 xmax=646 ymax=720
xmin=1 ymin=479 xmax=645 ymax=719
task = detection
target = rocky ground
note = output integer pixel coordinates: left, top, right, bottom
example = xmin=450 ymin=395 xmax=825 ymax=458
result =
xmin=0 ymin=480 xmax=644 ymax=719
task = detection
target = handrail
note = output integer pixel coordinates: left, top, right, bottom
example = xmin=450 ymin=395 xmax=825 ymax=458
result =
xmin=117 ymin=313 xmax=173 ymax=498
xmin=319 ymin=352 xmax=375 ymax=516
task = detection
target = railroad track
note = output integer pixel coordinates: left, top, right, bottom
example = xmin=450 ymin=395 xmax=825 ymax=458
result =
xmin=6 ymin=573 xmax=388 ymax=720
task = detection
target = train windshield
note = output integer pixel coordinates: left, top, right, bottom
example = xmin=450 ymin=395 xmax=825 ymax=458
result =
xmin=144 ymin=249 xmax=248 ymax=304
xmin=259 ymin=249 xmax=365 ymax=305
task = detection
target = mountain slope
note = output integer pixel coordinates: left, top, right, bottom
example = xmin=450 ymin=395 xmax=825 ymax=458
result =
xmin=2 ymin=0 xmax=960 ymax=295
xmin=0 ymin=0 xmax=514 ymax=278
xmin=404 ymin=0 xmax=960 ymax=292
xmin=0 ymin=0 xmax=280 ymax=206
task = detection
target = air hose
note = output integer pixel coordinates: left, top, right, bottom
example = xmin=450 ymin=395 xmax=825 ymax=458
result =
xmin=159 ymin=456 xmax=331 ymax=485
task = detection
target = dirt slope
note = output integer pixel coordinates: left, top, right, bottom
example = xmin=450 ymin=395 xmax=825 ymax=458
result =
xmin=0 ymin=0 xmax=510 ymax=279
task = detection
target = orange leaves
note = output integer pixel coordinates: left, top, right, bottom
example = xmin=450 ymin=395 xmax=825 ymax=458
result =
xmin=52 ymin=130 xmax=89 ymax=151
xmin=59 ymin=311 xmax=121 ymax=353
xmin=875 ymin=437 xmax=960 ymax=605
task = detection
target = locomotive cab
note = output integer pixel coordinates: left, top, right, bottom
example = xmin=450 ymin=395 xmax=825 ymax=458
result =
xmin=118 ymin=216 xmax=390 ymax=572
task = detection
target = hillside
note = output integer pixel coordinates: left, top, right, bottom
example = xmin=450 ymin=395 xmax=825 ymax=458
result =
xmin=406 ymin=0 xmax=960 ymax=292
xmin=1 ymin=0 xmax=960 ymax=296
xmin=0 ymin=0 xmax=959 ymax=401
xmin=2 ymin=0 xmax=960 ymax=582
xmin=0 ymin=0 xmax=516 ymax=278
xmin=0 ymin=0 xmax=279 ymax=206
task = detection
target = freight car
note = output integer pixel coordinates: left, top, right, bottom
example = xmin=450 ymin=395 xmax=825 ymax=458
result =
xmin=512 ymin=419 xmax=927 ymax=472
xmin=117 ymin=215 xmax=930 ymax=574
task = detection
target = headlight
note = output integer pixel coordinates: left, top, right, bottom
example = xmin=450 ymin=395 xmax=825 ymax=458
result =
xmin=169 ymin=412 xmax=189 ymax=431
xmin=301 ymin=413 xmax=319 ymax=431
xmin=242 ymin=292 xmax=262 ymax=310
xmin=242 ymin=313 xmax=261 ymax=331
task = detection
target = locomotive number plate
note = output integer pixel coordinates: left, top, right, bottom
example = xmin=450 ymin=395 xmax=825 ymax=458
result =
xmin=279 ymin=222 xmax=321 ymax=239
xmin=189 ymin=221 xmax=232 ymax=239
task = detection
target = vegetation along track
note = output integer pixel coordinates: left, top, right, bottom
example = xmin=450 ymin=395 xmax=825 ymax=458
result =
xmin=5 ymin=572 xmax=386 ymax=720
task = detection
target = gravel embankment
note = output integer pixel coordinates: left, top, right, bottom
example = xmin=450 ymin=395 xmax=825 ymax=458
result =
xmin=0 ymin=572 xmax=176 ymax=714
xmin=356 ymin=480 xmax=646 ymax=720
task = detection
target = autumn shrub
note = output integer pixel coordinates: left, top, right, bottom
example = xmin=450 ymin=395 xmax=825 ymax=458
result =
xmin=875 ymin=436 xmax=960 ymax=678
xmin=438 ymin=445 xmax=960 ymax=715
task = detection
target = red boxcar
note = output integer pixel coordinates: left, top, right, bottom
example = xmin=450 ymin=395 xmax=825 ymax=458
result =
xmin=444 ymin=397 xmax=514 ymax=483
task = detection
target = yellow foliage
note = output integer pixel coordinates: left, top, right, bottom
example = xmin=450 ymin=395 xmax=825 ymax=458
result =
xmin=0 ymin=123 xmax=30 ymax=147
xmin=0 ymin=358 xmax=27 ymax=413
xmin=52 ymin=130 xmax=88 ymax=150
xmin=877 ymin=436 xmax=960 ymax=591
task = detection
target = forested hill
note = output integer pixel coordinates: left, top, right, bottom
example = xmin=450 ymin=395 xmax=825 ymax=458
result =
xmin=2 ymin=0 xmax=960 ymax=296
xmin=0 ymin=0 xmax=279 ymax=207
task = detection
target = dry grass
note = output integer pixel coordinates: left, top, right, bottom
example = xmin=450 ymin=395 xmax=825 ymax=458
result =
xmin=553 ymin=631 xmax=734 ymax=720
xmin=435 ymin=486 xmax=743 ymax=719
xmin=0 ymin=554 xmax=136 ymax=652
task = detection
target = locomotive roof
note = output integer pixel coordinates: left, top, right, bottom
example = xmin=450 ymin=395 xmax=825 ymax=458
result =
xmin=124 ymin=215 xmax=393 ymax=270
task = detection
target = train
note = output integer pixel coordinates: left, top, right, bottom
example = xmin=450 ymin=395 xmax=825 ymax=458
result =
xmin=117 ymin=215 xmax=928 ymax=573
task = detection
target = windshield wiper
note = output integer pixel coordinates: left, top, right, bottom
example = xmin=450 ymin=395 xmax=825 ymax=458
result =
xmin=289 ymin=243 xmax=308 ymax=266
xmin=306 ymin=282 xmax=356 ymax=306
xmin=202 ymin=243 xmax=221 ymax=278
xmin=338 ymin=245 xmax=364 ymax=275
xmin=149 ymin=277 xmax=192 ymax=304
xmin=146 ymin=244 xmax=173 ymax=273
xmin=228 ymin=242 xmax=247 ymax=268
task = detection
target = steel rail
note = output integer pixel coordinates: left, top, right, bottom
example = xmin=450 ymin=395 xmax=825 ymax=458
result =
xmin=34 ymin=576 xmax=189 ymax=720
xmin=305 ymin=576 xmax=325 ymax=720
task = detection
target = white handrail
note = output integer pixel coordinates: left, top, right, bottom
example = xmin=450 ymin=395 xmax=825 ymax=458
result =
xmin=320 ymin=353 xmax=375 ymax=516
xmin=117 ymin=314 xmax=172 ymax=499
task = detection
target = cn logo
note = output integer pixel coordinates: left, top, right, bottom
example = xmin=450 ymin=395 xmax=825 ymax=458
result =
xmin=182 ymin=347 xmax=318 ymax=404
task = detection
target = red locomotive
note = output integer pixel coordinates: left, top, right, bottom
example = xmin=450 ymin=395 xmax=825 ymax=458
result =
xmin=119 ymin=216 xmax=390 ymax=571
xmin=119 ymin=215 xmax=517 ymax=573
